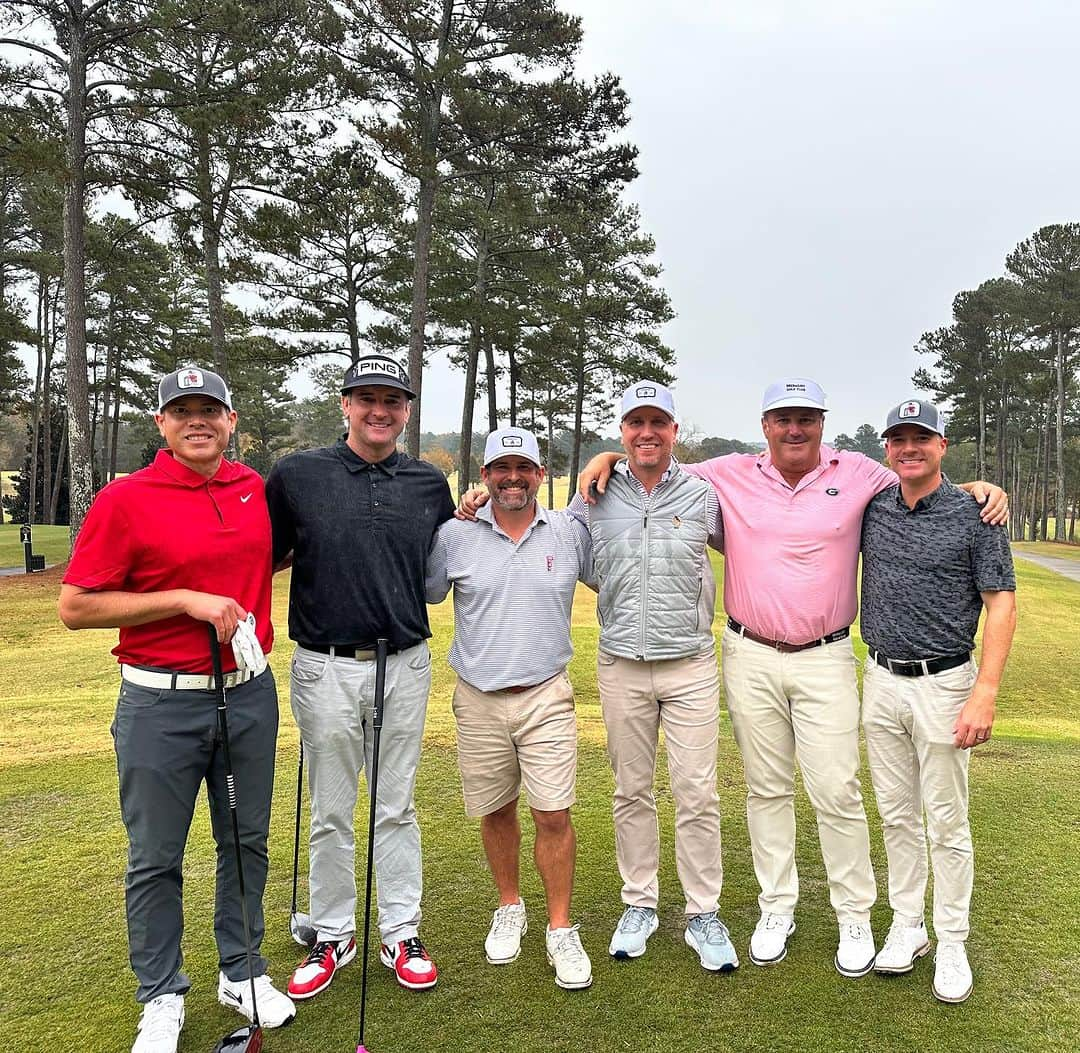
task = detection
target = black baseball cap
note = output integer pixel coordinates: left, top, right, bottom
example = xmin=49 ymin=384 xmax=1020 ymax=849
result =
xmin=341 ymin=354 xmax=417 ymax=399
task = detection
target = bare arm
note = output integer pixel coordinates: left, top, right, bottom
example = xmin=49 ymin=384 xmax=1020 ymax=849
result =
xmin=455 ymin=486 xmax=489 ymax=522
xmin=577 ymin=451 xmax=622 ymax=503
xmin=953 ymin=589 xmax=1017 ymax=749
xmin=58 ymin=584 xmax=246 ymax=643
xmin=956 ymin=481 xmax=1008 ymax=526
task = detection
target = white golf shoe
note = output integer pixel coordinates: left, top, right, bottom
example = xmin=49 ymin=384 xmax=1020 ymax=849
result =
xmin=749 ymin=912 xmax=796 ymax=965
xmin=131 ymin=993 xmax=184 ymax=1053
xmin=933 ymin=941 xmax=973 ymax=1003
xmin=875 ymin=920 xmax=930 ymax=974
xmin=546 ymin=924 xmax=593 ymax=989
xmin=835 ymin=921 xmax=876 ymax=977
xmin=485 ymin=899 xmax=528 ymax=964
xmin=218 ymin=971 xmax=297 ymax=1028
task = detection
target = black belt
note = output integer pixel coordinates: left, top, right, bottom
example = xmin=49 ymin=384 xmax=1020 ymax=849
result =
xmin=727 ymin=617 xmax=850 ymax=653
xmin=298 ymin=642 xmax=417 ymax=661
xmin=868 ymin=648 xmax=970 ymax=678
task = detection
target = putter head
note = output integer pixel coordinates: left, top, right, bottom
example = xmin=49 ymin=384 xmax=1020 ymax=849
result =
xmin=290 ymin=910 xmax=317 ymax=947
xmin=213 ymin=1024 xmax=263 ymax=1053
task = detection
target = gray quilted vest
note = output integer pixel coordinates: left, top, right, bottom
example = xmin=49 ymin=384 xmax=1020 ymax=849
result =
xmin=589 ymin=467 xmax=717 ymax=660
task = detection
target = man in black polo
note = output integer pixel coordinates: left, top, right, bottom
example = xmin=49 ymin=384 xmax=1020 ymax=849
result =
xmin=266 ymin=355 xmax=454 ymax=999
xmin=859 ymin=399 xmax=1016 ymax=1004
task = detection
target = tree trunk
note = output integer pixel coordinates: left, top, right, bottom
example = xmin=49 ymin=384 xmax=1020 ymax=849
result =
xmin=547 ymin=389 xmax=555 ymax=509
xmin=1040 ymin=391 xmax=1052 ymax=541
xmin=405 ymin=0 xmax=454 ymax=457
xmin=995 ymin=376 xmax=1008 ymax=489
xmin=29 ymin=275 xmax=45 ymax=524
xmin=508 ymin=344 xmax=518 ymax=426
xmin=63 ymin=3 xmax=94 ymax=541
xmin=976 ymin=357 xmax=986 ymax=482
xmin=49 ymin=415 xmax=69 ymax=526
xmin=196 ymin=125 xmax=228 ymax=377
xmin=1053 ymin=327 xmax=1067 ymax=541
xmin=458 ymin=322 xmax=480 ymax=500
xmin=484 ymin=329 xmax=497 ymax=431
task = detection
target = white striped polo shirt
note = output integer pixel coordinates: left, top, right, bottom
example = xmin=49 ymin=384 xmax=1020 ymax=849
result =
xmin=426 ymin=501 xmax=594 ymax=692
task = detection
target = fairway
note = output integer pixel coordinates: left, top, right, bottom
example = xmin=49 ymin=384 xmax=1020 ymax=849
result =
xmin=0 ymin=558 xmax=1076 ymax=1052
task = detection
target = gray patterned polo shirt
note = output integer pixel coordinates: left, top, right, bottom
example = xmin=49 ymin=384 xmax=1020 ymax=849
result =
xmin=859 ymin=478 xmax=1016 ymax=660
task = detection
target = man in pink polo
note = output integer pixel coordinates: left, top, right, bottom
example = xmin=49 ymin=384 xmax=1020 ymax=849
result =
xmin=580 ymin=377 xmax=1007 ymax=978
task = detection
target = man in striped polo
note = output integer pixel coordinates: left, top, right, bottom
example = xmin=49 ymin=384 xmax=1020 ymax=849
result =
xmin=426 ymin=426 xmax=594 ymax=990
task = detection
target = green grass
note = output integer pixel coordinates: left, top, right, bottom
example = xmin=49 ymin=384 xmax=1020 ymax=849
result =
xmin=0 ymin=558 xmax=1077 ymax=1052
xmin=0 ymin=523 xmax=72 ymax=568
xmin=1013 ymin=540 xmax=1080 ymax=561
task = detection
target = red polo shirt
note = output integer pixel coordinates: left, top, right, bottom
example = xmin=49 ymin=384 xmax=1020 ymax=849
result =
xmin=64 ymin=450 xmax=274 ymax=673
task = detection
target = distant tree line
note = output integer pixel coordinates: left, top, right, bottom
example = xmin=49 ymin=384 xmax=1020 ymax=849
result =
xmin=914 ymin=223 xmax=1080 ymax=542
xmin=0 ymin=0 xmax=675 ymax=533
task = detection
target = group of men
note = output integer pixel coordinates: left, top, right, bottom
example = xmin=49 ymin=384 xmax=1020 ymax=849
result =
xmin=59 ymin=357 xmax=1015 ymax=1053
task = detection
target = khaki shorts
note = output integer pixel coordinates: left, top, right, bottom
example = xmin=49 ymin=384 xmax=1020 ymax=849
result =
xmin=452 ymin=671 xmax=577 ymax=817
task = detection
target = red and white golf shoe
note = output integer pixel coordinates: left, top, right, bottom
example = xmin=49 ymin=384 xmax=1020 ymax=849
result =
xmin=287 ymin=937 xmax=357 ymax=1000
xmin=380 ymin=936 xmax=438 ymax=990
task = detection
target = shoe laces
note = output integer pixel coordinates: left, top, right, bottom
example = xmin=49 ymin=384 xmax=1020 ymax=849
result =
xmin=692 ymin=912 xmax=732 ymax=945
xmin=840 ymin=921 xmax=872 ymax=943
xmin=492 ymin=902 xmax=525 ymax=938
xmin=400 ymin=936 xmax=430 ymax=961
xmin=936 ymin=942 xmax=966 ymax=971
xmin=140 ymin=995 xmax=182 ymax=1039
xmin=760 ymin=912 xmax=790 ymax=932
xmin=549 ymin=924 xmax=587 ymax=963
xmin=302 ymin=940 xmax=337 ymax=967
xmin=618 ymin=906 xmax=654 ymax=934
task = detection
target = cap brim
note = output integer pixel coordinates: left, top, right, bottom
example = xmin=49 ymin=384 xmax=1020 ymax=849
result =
xmin=761 ymin=398 xmax=827 ymax=412
xmin=881 ymin=423 xmax=942 ymax=438
xmin=341 ymin=376 xmax=417 ymax=399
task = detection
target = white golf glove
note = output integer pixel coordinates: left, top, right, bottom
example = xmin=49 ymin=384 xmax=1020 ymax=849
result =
xmin=231 ymin=613 xmax=268 ymax=677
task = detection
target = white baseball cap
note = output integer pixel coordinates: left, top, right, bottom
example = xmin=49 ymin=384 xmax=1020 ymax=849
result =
xmin=483 ymin=427 xmax=542 ymax=468
xmin=620 ymin=380 xmax=676 ymax=421
xmin=761 ymin=377 xmax=827 ymax=413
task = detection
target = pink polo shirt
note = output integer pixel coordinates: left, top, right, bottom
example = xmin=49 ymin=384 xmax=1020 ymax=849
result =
xmin=685 ymin=446 xmax=896 ymax=645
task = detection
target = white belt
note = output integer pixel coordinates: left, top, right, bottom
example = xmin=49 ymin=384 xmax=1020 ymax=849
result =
xmin=121 ymin=665 xmax=256 ymax=691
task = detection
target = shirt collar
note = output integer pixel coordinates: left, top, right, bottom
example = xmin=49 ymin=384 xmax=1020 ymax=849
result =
xmin=757 ymin=442 xmax=839 ymax=475
xmin=893 ymin=476 xmax=949 ymax=511
xmin=152 ymin=448 xmax=242 ymax=488
xmin=334 ymin=438 xmax=401 ymax=475
xmin=477 ymin=498 xmax=548 ymax=536
xmin=614 ymin=452 xmax=680 ymax=487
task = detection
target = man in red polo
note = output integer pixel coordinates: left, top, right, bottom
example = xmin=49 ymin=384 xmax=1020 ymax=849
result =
xmin=59 ymin=367 xmax=294 ymax=1053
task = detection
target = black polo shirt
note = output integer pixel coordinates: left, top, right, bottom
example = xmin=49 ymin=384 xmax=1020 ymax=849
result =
xmin=266 ymin=440 xmax=455 ymax=650
xmin=859 ymin=478 xmax=1015 ymax=660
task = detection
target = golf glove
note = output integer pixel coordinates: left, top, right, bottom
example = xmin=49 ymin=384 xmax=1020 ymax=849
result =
xmin=231 ymin=613 xmax=268 ymax=677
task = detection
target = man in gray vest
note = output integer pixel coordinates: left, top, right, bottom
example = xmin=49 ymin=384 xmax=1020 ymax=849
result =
xmin=568 ymin=380 xmax=737 ymax=972
xmin=426 ymin=426 xmax=594 ymax=990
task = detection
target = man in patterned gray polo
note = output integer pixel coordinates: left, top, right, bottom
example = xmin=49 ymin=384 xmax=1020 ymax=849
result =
xmin=860 ymin=398 xmax=1016 ymax=1004
xmin=426 ymin=426 xmax=594 ymax=990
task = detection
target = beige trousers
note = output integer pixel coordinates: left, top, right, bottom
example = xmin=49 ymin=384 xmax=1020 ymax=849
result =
xmin=862 ymin=658 xmax=976 ymax=942
xmin=597 ymin=648 xmax=722 ymax=916
xmin=721 ymin=628 xmax=876 ymax=923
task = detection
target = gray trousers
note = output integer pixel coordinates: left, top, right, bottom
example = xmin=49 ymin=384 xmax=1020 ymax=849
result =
xmin=112 ymin=669 xmax=278 ymax=1003
xmin=290 ymin=642 xmax=431 ymax=946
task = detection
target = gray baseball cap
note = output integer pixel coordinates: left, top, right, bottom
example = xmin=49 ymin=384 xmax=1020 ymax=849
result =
xmin=157 ymin=366 xmax=232 ymax=412
xmin=342 ymin=354 xmax=417 ymax=398
xmin=483 ymin=426 xmax=542 ymax=468
xmin=620 ymin=380 xmax=676 ymax=421
xmin=882 ymin=399 xmax=946 ymax=438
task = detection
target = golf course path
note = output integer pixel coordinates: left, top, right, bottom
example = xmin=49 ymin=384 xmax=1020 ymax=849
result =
xmin=1011 ymin=548 xmax=1080 ymax=583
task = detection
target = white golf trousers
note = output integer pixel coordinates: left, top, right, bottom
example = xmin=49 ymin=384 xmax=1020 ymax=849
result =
xmin=290 ymin=642 xmax=431 ymax=946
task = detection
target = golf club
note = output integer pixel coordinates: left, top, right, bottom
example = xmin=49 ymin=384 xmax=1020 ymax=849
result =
xmin=355 ymin=638 xmax=389 ymax=1053
xmin=208 ymin=625 xmax=264 ymax=1053
xmin=289 ymin=740 xmax=317 ymax=947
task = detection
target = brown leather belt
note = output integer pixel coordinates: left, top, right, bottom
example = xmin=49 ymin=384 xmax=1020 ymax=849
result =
xmin=727 ymin=617 xmax=850 ymax=654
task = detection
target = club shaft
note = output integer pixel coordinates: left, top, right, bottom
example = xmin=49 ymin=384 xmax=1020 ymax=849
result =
xmin=357 ymin=637 xmax=389 ymax=1048
xmin=209 ymin=625 xmax=261 ymax=1031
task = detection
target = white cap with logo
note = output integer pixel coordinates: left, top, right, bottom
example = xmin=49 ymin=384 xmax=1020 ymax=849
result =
xmin=761 ymin=377 xmax=827 ymax=414
xmin=619 ymin=379 xmax=676 ymax=421
xmin=483 ymin=426 xmax=542 ymax=468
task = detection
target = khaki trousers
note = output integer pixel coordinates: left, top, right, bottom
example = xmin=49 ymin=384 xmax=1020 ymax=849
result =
xmin=597 ymin=649 xmax=722 ymax=916
xmin=721 ymin=628 xmax=876 ymax=923
xmin=862 ymin=658 xmax=976 ymax=942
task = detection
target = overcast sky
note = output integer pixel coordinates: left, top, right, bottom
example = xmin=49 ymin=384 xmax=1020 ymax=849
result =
xmin=418 ymin=0 xmax=1080 ymax=443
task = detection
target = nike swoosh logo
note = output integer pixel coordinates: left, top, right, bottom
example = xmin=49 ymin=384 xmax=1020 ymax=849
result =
xmin=240 ymin=494 xmax=253 ymax=503
xmin=220 ymin=988 xmax=243 ymax=1005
